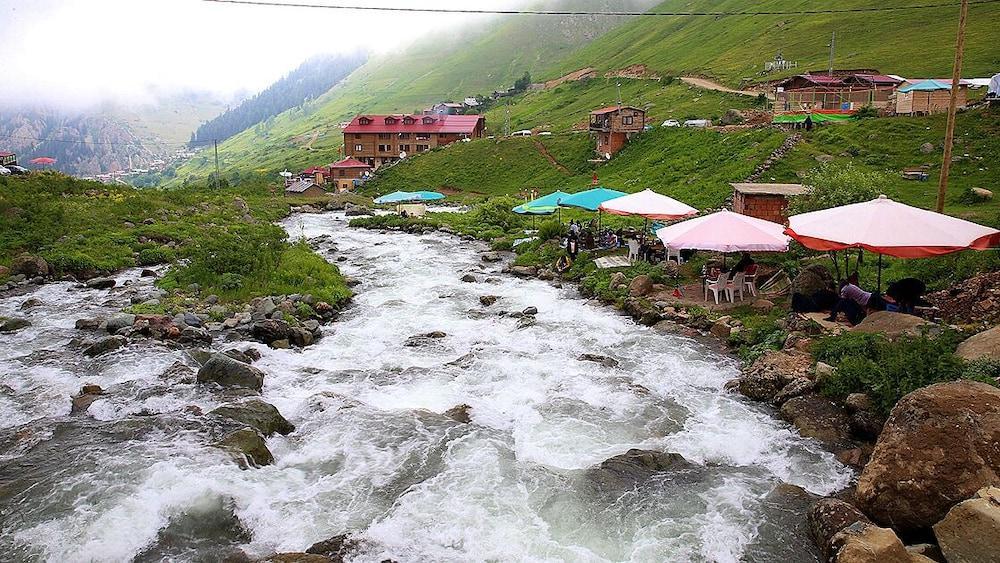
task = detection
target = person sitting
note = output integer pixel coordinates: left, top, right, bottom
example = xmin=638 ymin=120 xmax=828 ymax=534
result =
xmin=885 ymin=278 xmax=926 ymax=315
xmin=732 ymin=252 xmax=756 ymax=273
xmin=826 ymin=274 xmax=884 ymax=325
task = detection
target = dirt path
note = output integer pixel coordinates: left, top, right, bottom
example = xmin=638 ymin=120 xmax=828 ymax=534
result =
xmin=681 ymin=76 xmax=770 ymax=99
xmin=533 ymin=139 xmax=572 ymax=176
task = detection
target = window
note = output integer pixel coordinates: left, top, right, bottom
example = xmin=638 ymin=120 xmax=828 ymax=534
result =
xmin=415 ymin=133 xmax=430 ymax=141
xmin=358 ymin=117 xmax=371 ymax=125
xmin=354 ymin=134 xmax=361 ymax=139
xmin=403 ymin=116 xmax=415 ymax=125
xmin=422 ymin=116 xmax=436 ymax=124
xmin=338 ymin=169 xmax=346 ymax=177
xmin=354 ymin=144 xmax=364 ymax=152
xmin=397 ymin=132 xmax=410 ymax=139
xmin=378 ymin=144 xmax=392 ymax=152
xmin=416 ymin=144 xmax=429 ymax=152
xmin=399 ymin=144 xmax=410 ymax=152
xmin=384 ymin=117 xmax=398 ymax=125
xmin=623 ymin=116 xmax=634 ymax=125
xmin=377 ymin=133 xmax=391 ymax=140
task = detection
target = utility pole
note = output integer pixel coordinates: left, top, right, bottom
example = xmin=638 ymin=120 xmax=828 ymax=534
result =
xmin=616 ymin=81 xmax=623 ymax=108
xmin=827 ymin=32 xmax=836 ymax=76
xmin=504 ymin=98 xmax=511 ymax=137
xmin=213 ymin=139 xmax=220 ymax=189
xmin=936 ymin=0 xmax=969 ymax=213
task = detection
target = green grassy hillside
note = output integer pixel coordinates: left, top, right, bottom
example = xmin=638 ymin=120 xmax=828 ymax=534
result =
xmin=550 ymin=0 xmax=1000 ymax=87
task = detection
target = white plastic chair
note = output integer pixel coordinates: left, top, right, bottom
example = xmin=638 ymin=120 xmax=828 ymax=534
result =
xmin=627 ymin=239 xmax=640 ymax=263
xmin=743 ymin=264 xmax=758 ymax=297
xmin=727 ymin=271 xmax=746 ymax=302
xmin=666 ymin=247 xmax=683 ymax=264
xmin=704 ymin=271 xmax=730 ymax=304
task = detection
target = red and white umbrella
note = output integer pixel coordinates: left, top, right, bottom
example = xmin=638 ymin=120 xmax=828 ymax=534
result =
xmin=29 ymin=157 xmax=56 ymax=165
xmin=656 ymin=210 xmax=791 ymax=252
xmin=786 ymin=195 xmax=1000 ymax=258
xmin=598 ymin=189 xmax=698 ymax=220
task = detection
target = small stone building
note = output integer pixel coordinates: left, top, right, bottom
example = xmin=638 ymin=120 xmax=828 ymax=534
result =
xmin=284 ymin=179 xmax=327 ymax=198
xmin=588 ymin=105 xmax=645 ymax=157
xmin=731 ymin=183 xmax=808 ymax=224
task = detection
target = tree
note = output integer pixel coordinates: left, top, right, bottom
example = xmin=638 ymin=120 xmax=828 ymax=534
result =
xmin=788 ymin=162 xmax=892 ymax=215
xmin=513 ymin=72 xmax=532 ymax=93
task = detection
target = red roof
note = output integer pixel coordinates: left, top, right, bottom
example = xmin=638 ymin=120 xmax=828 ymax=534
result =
xmin=343 ymin=114 xmax=483 ymax=134
xmin=329 ymin=157 xmax=371 ymax=169
xmin=851 ymin=74 xmax=903 ymax=85
xmin=302 ymin=166 xmax=327 ymax=175
xmin=0 ymin=151 xmax=14 ymax=157
xmin=590 ymin=105 xmax=644 ymax=115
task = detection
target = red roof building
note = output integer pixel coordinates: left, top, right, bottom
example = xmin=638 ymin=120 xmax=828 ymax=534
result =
xmin=776 ymin=72 xmax=903 ymax=111
xmin=343 ymin=114 xmax=486 ymax=168
xmin=0 ymin=151 xmax=16 ymax=167
xmin=328 ymin=157 xmax=372 ymax=192
xmin=588 ymin=106 xmax=645 ymax=157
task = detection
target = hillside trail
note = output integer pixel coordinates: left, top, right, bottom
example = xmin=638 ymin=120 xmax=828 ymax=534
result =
xmin=533 ymin=139 xmax=573 ymax=175
xmin=681 ymin=76 xmax=771 ymax=99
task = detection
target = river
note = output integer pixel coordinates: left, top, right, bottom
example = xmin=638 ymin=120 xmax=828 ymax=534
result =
xmin=0 ymin=212 xmax=851 ymax=562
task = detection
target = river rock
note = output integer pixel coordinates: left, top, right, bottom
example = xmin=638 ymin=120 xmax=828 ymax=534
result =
xmin=481 ymin=252 xmax=503 ymax=263
xmin=85 ymin=277 xmax=116 ymax=290
xmin=479 ymin=295 xmax=499 ymax=306
xmin=855 ymin=380 xmax=1000 ymax=534
xmin=288 ymin=327 xmax=314 ymax=347
xmin=140 ymin=269 xmax=157 ymax=277
xmin=404 ymin=331 xmax=446 ymax=346
xmin=444 ymin=404 xmax=472 ymax=423
xmin=105 ymin=313 xmax=136 ymax=334
xmin=460 ymin=273 xmax=477 ymax=283
xmin=809 ymin=498 xmax=873 ymax=561
xmin=578 ymin=353 xmax=619 ymax=368
xmin=70 ymin=385 xmax=104 ymax=415
xmin=82 ymin=335 xmax=127 ymax=357
xmin=19 ymin=298 xmax=41 ymax=310
xmin=933 ymin=486 xmax=1000 ymax=563
xmin=780 ymin=394 xmax=853 ymax=448
xmin=10 ymin=253 xmax=49 ymax=277
xmin=792 ymin=264 xmax=834 ymax=298
xmin=628 ymin=275 xmax=653 ymax=297
xmin=516 ymin=316 xmax=536 ymax=329
xmin=210 ymin=399 xmax=295 ymax=436
xmin=522 ymin=306 xmax=538 ymax=316
xmin=0 ymin=317 xmax=30 ymax=333
xmin=218 ymin=428 xmax=273 ymax=468
xmin=197 ymin=353 xmax=265 ymax=391
xmin=610 ymin=271 xmax=627 ymax=290
xmin=586 ymin=449 xmax=696 ymax=490
xmin=744 ymin=484 xmax=822 ymax=563
xmin=179 ymin=326 xmax=212 ymax=344
xmin=851 ymin=311 xmax=932 ymax=339
xmin=830 ymin=522 xmax=911 ymax=563
xmin=955 ymin=325 xmax=1000 ymax=362
xmin=739 ymin=350 xmax=811 ymax=401
xmin=710 ymin=317 xmax=733 ymax=339
xmin=305 ymin=533 xmax=360 ymax=561
xmin=343 ymin=203 xmax=372 ymax=216
xmin=251 ymin=319 xmax=290 ymax=345
xmin=510 ymin=265 xmax=538 ymax=278
xmin=772 ymin=377 xmax=815 ymax=405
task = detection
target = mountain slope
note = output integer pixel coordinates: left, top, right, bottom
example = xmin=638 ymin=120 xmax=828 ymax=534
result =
xmin=168 ymin=0 xmax=659 ymax=184
xmin=549 ymin=0 xmax=1000 ymax=86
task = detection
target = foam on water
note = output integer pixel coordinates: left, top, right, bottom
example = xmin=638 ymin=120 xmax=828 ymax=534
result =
xmin=0 ymin=212 xmax=852 ymax=562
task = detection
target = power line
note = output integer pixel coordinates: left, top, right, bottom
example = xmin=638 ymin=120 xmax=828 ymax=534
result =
xmin=201 ymin=0 xmax=1000 ymax=16
xmin=0 ymin=134 xmax=214 ymax=149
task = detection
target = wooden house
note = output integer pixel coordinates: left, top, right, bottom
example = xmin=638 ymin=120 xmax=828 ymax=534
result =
xmin=0 ymin=151 xmax=17 ymax=167
xmin=328 ymin=157 xmax=372 ymax=192
xmin=776 ymin=72 xmax=901 ymax=111
xmin=588 ymin=105 xmax=645 ymax=157
xmin=284 ymin=179 xmax=327 ymax=198
xmin=343 ymin=114 xmax=486 ymax=169
xmin=302 ymin=166 xmax=327 ymax=186
xmin=731 ymin=182 xmax=808 ymax=225
xmin=894 ymin=79 xmax=969 ymax=115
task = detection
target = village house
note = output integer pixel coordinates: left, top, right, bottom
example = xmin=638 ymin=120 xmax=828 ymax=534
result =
xmin=731 ymin=182 xmax=808 ymax=225
xmin=588 ymin=105 xmax=645 ymax=157
xmin=894 ymin=79 xmax=970 ymax=115
xmin=775 ymin=71 xmax=902 ymax=111
xmin=302 ymin=166 xmax=328 ymax=186
xmin=328 ymin=157 xmax=372 ymax=192
xmin=425 ymin=102 xmax=465 ymax=115
xmin=284 ymin=178 xmax=327 ymax=198
xmin=0 ymin=151 xmax=17 ymax=167
xmin=343 ymin=114 xmax=486 ymax=168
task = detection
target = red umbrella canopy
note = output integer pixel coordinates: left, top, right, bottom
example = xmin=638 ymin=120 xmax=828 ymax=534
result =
xmin=786 ymin=195 xmax=1000 ymax=258
xmin=29 ymin=157 xmax=56 ymax=165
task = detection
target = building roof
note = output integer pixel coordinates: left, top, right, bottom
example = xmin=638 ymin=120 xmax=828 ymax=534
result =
xmin=731 ymin=183 xmax=808 ymax=196
xmin=329 ymin=157 xmax=371 ymax=169
xmin=343 ymin=114 xmax=483 ymax=134
xmin=302 ymin=166 xmax=327 ymax=175
xmin=285 ymin=179 xmax=317 ymax=193
xmin=0 ymin=151 xmax=14 ymax=157
xmin=590 ymin=105 xmax=644 ymax=115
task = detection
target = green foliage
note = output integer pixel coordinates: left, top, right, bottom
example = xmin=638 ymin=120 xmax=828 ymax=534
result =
xmin=728 ymin=309 xmax=788 ymax=366
xmin=955 ymin=187 xmax=992 ymax=205
xmin=137 ymin=247 xmax=174 ymax=266
xmin=853 ymin=105 xmax=879 ymax=119
xmin=787 ymin=162 xmax=891 ymax=215
xmin=963 ymin=357 xmax=1000 ymax=382
xmin=814 ymin=330 xmax=995 ymax=415
xmin=537 ymin=220 xmax=565 ymax=241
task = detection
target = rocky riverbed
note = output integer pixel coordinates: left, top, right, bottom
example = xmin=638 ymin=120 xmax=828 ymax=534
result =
xmin=0 ymin=212 xmax=852 ymax=562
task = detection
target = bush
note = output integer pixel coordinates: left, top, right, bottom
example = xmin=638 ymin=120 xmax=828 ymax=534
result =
xmin=854 ymin=105 xmax=879 ymax=119
xmin=45 ymin=251 xmax=100 ymax=275
xmin=137 ymin=247 xmax=174 ymax=266
xmin=219 ymin=273 xmax=243 ymax=291
xmin=787 ymin=162 xmax=892 ymax=215
xmin=537 ymin=220 xmax=564 ymax=241
xmin=815 ymin=330 xmax=995 ymax=415
xmin=954 ymin=187 xmax=992 ymax=205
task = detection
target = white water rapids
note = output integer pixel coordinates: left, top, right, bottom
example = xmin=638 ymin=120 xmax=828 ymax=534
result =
xmin=0 ymin=212 xmax=851 ymax=562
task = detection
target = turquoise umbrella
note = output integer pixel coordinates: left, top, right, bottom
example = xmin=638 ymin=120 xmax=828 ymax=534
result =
xmin=374 ymin=191 xmax=445 ymax=204
xmin=512 ymin=190 xmax=570 ymax=215
xmin=558 ymin=187 xmax=627 ymax=231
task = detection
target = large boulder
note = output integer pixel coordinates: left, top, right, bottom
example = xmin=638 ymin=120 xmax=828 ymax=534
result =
xmin=0 ymin=317 xmax=30 ymax=333
xmin=851 ymin=311 xmax=932 ymax=339
xmin=82 ymin=335 xmax=127 ymax=357
xmin=197 ymin=353 xmax=266 ymax=391
xmin=933 ymin=486 xmax=1000 ymax=563
xmin=210 ymin=399 xmax=294 ymax=436
xmin=628 ymin=275 xmax=653 ymax=297
xmin=956 ymin=325 xmax=1000 ymax=362
xmin=306 ymin=534 xmax=361 ymax=561
xmin=809 ymin=498 xmax=873 ymax=561
xmin=791 ymin=264 xmax=834 ymax=297
xmin=744 ymin=484 xmax=822 ymax=563
xmin=780 ymin=394 xmax=853 ymax=448
xmin=855 ymin=381 xmax=1000 ymax=534
xmin=830 ymin=522 xmax=912 ymax=563
xmin=509 ymin=265 xmax=538 ymax=278
xmin=217 ymin=428 xmax=273 ymax=468
xmin=739 ymin=350 xmax=812 ymax=402
xmin=10 ymin=253 xmax=49 ymax=277
xmin=105 ymin=313 xmax=136 ymax=334
xmin=585 ymin=449 xmax=696 ymax=490
xmin=251 ymin=319 xmax=291 ymax=345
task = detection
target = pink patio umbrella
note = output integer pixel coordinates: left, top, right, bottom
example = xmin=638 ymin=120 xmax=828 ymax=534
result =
xmin=29 ymin=157 xmax=56 ymax=165
xmin=786 ymin=195 xmax=1000 ymax=288
xmin=655 ymin=210 xmax=791 ymax=253
xmin=598 ymin=189 xmax=698 ymax=220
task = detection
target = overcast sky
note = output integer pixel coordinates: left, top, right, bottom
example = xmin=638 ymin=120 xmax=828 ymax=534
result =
xmin=0 ymin=0 xmax=525 ymax=109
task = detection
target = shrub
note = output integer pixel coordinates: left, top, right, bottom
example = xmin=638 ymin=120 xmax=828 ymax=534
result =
xmin=537 ymin=220 xmax=564 ymax=241
xmin=45 ymin=251 xmax=100 ymax=275
xmin=954 ymin=187 xmax=992 ymax=205
xmin=787 ymin=162 xmax=891 ymax=215
xmin=219 ymin=273 xmax=244 ymax=291
xmin=854 ymin=105 xmax=879 ymax=119
xmin=137 ymin=247 xmax=173 ymax=266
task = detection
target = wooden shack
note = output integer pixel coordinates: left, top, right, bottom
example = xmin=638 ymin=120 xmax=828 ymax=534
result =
xmin=894 ymin=79 xmax=969 ymax=115
xmin=776 ymin=72 xmax=901 ymax=111
xmin=731 ymin=183 xmax=808 ymax=225
xmin=588 ymin=105 xmax=645 ymax=157
xmin=284 ymin=179 xmax=327 ymax=198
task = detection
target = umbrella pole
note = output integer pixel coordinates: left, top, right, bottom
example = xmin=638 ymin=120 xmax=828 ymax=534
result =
xmin=877 ymin=253 xmax=883 ymax=292
xmin=831 ymin=250 xmax=842 ymax=282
